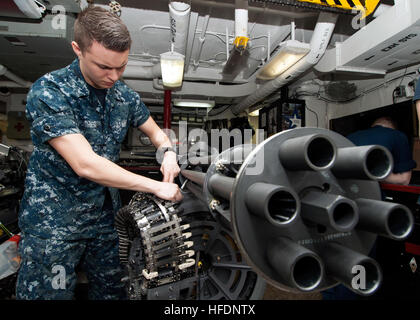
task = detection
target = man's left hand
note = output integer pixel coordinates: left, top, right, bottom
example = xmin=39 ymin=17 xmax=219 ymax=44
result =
xmin=161 ymin=150 xmax=180 ymax=183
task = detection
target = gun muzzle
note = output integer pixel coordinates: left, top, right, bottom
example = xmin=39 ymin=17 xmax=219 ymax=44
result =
xmin=278 ymin=134 xmax=337 ymax=171
xmin=245 ymin=182 xmax=300 ymax=226
xmin=267 ymin=237 xmax=324 ymax=292
xmin=332 ymin=145 xmax=393 ymax=180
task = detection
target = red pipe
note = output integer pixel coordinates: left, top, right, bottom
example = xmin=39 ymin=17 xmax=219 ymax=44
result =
xmin=163 ymin=90 xmax=172 ymax=129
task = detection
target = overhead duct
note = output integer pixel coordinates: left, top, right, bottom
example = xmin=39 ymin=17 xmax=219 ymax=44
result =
xmin=315 ymin=0 xmax=420 ymax=75
xmin=231 ymin=12 xmax=337 ymax=116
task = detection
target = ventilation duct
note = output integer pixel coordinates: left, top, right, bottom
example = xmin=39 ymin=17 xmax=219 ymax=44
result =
xmin=315 ymin=0 xmax=420 ymax=75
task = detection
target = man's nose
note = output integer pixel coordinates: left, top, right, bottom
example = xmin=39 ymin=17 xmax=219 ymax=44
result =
xmin=109 ymin=69 xmax=120 ymax=81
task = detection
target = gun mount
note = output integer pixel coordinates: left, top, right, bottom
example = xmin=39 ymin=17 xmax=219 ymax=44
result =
xmin=116 ymin=127 xmax=414 ymax=299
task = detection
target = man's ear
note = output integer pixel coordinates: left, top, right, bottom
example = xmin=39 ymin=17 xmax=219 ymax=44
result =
xmin=71 ymin=41 xmax=82 ymax=58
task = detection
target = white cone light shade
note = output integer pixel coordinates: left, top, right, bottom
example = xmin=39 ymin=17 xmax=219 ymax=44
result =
xmin=257 ymin=40 xmax=310 ymax=80
xmin=160 ymin=51 xmax=185 ymax=88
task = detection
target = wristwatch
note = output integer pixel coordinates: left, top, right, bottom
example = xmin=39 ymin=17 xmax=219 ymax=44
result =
xmin=160 ymin=147 xmax=176 ymax=154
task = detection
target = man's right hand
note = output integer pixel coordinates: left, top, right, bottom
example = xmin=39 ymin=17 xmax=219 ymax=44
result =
xmin=155 ymin=182 xmax=183 ymax=202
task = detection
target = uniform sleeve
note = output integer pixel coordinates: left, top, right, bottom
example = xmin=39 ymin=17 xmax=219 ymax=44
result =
xmin=130 ymin=92 xmax=150 ymax=128
xmin=392 ymin=131 xmax=417 ymax=173
xmin=26 ymin=82 xmax=80 ymax=144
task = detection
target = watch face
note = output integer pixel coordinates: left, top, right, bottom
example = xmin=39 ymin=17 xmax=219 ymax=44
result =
xmin=139 ymin=132 xmax=152 ymax=146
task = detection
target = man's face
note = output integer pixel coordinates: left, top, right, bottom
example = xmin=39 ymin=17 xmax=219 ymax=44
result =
xmin=72 ymin=40 xmax=129 ymax=89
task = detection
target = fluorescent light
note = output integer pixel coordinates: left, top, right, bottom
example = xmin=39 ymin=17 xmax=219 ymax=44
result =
xmin=173 ymin=99 xmax=215 ymax=109
xmin=160 ymin=51 xmax=185 ymax=88
xmin=257 ymin=40 xmax=310 ymax=80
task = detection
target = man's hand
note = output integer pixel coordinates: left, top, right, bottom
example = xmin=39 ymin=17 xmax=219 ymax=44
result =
xmin=155 ymin=181 xmax=183 ymax=202
xmin=161 ymin=150 xmax=181 ymax=183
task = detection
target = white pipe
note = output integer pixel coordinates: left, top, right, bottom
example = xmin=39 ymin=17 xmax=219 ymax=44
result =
xmin=235 ymin=0 xmax=248 ymax=39
xmin=169 ymin=1 xmax=191 ymax=56
xmin=123 ymin=62 xmax=161 ymax=79
xmin=193 ymin=14 xmax=210 ymax=69
xmin=231 ymin=12 xmax=337 ymax=115
xmin=0 ymin=81 xmax=31 ymax=88
xmin=291 ymin=21 xmax=296 ymax=41
xmin=0 ymin=65 xmax=32 ymax=88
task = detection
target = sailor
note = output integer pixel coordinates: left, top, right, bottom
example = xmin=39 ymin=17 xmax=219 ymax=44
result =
xmin=16 ymin=6 xmax=182 ymax=299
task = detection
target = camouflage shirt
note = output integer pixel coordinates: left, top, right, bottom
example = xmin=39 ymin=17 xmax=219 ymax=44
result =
xmin=19 ymin=59 xmax=150 ymax=240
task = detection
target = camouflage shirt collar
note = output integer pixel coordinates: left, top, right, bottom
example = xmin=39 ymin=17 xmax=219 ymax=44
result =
xmin=68 ymin=58 xmax=124 ymax=101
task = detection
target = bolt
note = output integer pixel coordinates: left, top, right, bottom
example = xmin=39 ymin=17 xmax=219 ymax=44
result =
xmin=215 ymin=161 xmax=226 ymax=172
xmin=209 ymin=199 xmax=220 ymax=210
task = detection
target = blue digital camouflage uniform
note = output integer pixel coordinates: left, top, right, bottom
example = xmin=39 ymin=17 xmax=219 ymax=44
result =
xmin=16 ymin=59 xmax=150 ymax=299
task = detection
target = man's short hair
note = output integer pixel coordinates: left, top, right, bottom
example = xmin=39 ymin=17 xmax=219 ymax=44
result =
xmin=372 ymin=116 xmax=398 ymax=130
xmin=74 ymin=6 xmax=131 ymax=53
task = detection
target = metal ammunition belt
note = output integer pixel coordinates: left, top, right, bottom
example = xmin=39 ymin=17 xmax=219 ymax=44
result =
xmin=127 ymin=193 xmax=195 ymax=289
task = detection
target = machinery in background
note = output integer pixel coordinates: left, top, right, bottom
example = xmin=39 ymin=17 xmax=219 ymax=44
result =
xmin=116 ymin=127 xmax=415 ymax=299
xmin=0 ymin=143 xmax=28 ymax=299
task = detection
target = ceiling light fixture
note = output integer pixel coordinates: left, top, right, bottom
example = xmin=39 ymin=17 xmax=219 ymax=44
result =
xmin=173 ymin=99 xmax=215 ymax=110
xmin=160 ymin=51 xmax=185 ymax=88
xmin=257 ymin=40 xmax=310 ymax=80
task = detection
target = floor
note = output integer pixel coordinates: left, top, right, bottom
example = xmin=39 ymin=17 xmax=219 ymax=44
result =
xmin=263 ymin=283 xmax=322 ymax=300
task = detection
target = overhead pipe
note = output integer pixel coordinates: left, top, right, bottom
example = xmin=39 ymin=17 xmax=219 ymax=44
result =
xmin=123 ymin=2 xmax=190 ymax=83
xmin=234 ymin=0 xmax=248 ymax=44
xmin=123 ymin=62 xmax=161 ymax=79
xmin=0 ymin=65 xmax=32 ymax=88
xmin=231 ymin=12 xmax=337 ymax=115
xmin=193 ymin=14 xmax=210 ymax=70
xmin=169 ymin=1 xmax=191 ymax=57
xmin=222 ymin=0 xmax=249 ymax=77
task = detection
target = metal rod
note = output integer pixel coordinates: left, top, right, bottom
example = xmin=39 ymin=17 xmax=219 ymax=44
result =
xmin=184 ymin=181 xmax=206 ymax=203
xmin=207 ymin=174 xmax=235 ymax=200
xmin=181 ymin=170 xmax=206 ymax=186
